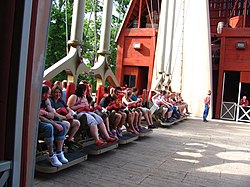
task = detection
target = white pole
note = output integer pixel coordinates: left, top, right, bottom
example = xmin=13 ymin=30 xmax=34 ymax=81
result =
xmin=98 ymin=0 xmax=113 ymax=55
xmin=70 ymin=0 xmax=86 ymax=43
xmin=151 ymin=0 xmax=170 ymax=90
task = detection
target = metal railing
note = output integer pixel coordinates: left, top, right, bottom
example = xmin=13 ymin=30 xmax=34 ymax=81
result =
xmin=0 ymin=160 xmax=11 ymax=187
xmin=237 ymin=105 xmax=250 ymax=122
xmin=220 ymin=102 xmax=237 ymax=120
xmin=221 ymin=101 xmax=250 ymax=122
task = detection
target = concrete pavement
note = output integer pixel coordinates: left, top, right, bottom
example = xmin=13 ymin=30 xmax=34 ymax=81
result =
xmin=35 ymin=119 xmax=250 ymax=187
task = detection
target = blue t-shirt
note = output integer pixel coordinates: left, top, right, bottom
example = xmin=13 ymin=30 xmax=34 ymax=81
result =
xmin=50 ymin=98 xmax=68 ymax=110
xmin=131 ymin=94 xmax=137 ymax=101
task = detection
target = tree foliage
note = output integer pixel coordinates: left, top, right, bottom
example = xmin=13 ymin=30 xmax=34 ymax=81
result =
xmin=46 ymin=0 xmax=130 ymax=85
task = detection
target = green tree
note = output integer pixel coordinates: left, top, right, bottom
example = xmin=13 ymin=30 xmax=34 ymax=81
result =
xmin=46 ymin=0 xmax=130 ymax=86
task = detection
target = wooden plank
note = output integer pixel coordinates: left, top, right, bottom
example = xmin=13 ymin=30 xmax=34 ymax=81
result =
xmin=124 ymin=28 xmax=157 ymax=37
xmin=221 ymin=28 xmax=250 ymax=37
xmin=240 ymin=72 xmax=250 ymax=83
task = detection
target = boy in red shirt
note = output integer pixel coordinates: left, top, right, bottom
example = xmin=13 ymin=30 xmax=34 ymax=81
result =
xmin=203 ymin=90 xmax=211 ymax=122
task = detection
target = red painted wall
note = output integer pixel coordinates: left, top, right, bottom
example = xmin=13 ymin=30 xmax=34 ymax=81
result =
xmin=116 ymin=28 xmax=156 ymax=91
xmin=215 ymin=28 xmax=250 ymax=118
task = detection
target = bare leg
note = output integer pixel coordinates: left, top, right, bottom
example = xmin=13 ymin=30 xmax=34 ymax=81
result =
xmin=113 ymin=113 xmax=122 ymax=130
xmin=47 ymin=142 xmax=54 ymax=156
xmin=98 ymin=122 xmax=110 ymax=140
xmin=118 ymin=112 xmax=127 ymax=128
xmin=138 ymin=111 xmax=142 ymax=128
xmin=56 ymin=140 xmax=64 ymax=153
xmin=148 ymin=110 xmax=154 ymax=125
xmin=167 ymin=110 xmax=173 ymax=119
xmin=89 ymin=125 xmax=100 ymax=142
xmin=162 ymin=108 xmax=168 ymax=118
xmin=185 ymin=104 xmax=189 ymax=113
xmin=127 ymin=112 xmax=138 ymax=134
xmin=104 ymin=117 xmax=111 ymax=133
xmin=134 ymin=111 xmax=139 ymax=130
xmin=67 ymin=120 xmax=80 ymax=141
xmin=143 ymin=110 xmax=150 ymax=126
xmin=64 ymin=121 xmax=70 ymax=134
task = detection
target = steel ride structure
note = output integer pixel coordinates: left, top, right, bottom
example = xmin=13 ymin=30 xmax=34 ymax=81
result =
xmin=44 ymin=0 xmax=119 ymax=88
xmin=1 ymin=0 xmax=250 ymax=186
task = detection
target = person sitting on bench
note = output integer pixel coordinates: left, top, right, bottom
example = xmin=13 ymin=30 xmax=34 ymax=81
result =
xmin=161 ymin=90 xmax=179 ymax=121
xmin=131 ymin=87 xmax=157 ymax=129
xmin=174 ymin=92 xmax=191 ymax=116
xmin=87 ymin=94 xmax=114 ymax=138
xmin=152 ymin=90 xmax=173 ymax=123
xmin=99 ymin=92 xmax=125 ymax=138
xmin=67 ymin=84 xmax=117 ymax=148
xmin=39 ymin=84 xmax=68 ymax=167
xmin=122 ymin=90 xmax=141 ymax=134
xmin=50 ymin=85 xmax=80 ymax=152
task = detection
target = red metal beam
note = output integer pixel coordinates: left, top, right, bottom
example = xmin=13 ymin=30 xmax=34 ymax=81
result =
xmin=243 ymin=0 xmax=248 ymax=27
xmin=229 ymin=0 xmax=239 ymax=19
xmin=138 ymin=0 xmax=142 ymax=28
xmin=145 ymin=0 xmax=153 ymax=27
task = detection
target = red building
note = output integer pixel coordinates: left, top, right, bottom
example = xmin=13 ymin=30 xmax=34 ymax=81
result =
xmin=116 ymin=0 xmax=250 ymax=120
xmin=116 ymin=0 xmax=161 ymax=93
xmin=210 ymin=0 xmax=250 ymax=120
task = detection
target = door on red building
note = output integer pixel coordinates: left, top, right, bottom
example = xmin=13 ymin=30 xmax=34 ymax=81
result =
xmin=220 ymin=71 xmax=240 ymax=121
xmin=123 ymin=75 xmax=136 ymax=88
xmin=237 ymin=82 xmax=250 ymax=122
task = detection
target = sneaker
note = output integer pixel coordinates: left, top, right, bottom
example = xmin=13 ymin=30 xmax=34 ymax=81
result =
xmin=116 ymin=128 xmax=123 ymax=137
xmin=148 ymin=124 xmax=157 ymax=129
xmin=56 ymin=152 xmax=68 ymax=164
xmin=186 ymin=112 xmax=191 ymax=115
xmin=96 ymin=139 xmax=107 ymax=148
xmin=48 ymin=154 xmax=62 ymax=167
xmin=203 ymin=119 xmax=208 ymax=122
xmin=168 ymin=117 xmax=175 ymax=122
xmin=111 ymin=130 xmax=118 ymax=139
xmin=162 ymin=118 xmax=169 ymax=123
xmin=107 ymin=137 xmax=118 ymax=143
xmin=160 ymin=117 xmax=166 ymax=122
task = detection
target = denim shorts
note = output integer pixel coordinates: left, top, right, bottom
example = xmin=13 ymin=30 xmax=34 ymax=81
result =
xmin=39 ymin=121 xmax=66 ymax=143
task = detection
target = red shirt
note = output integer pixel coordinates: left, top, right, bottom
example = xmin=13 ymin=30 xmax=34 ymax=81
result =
xmin=240 ymin=99 xmax=249 ymax=106
xmin=204 ymin=95 xmax=211 ymax=105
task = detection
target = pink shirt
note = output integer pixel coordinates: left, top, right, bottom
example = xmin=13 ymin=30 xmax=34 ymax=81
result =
xmin=204 ymin=95 xmax=211 ymax=105
xmin=75 ymin=96 xmax=89 ymax=107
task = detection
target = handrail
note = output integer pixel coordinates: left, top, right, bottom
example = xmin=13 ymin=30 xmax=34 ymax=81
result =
xmin=0 ymin=160 xmax=11 ymax=186
xmin=237 ymin=105 xmax=250 ymax=122
xmin=220 ymin=102 xmax=236 ymax=120
xmin=0 ymin=160 xmax=11 ymax=172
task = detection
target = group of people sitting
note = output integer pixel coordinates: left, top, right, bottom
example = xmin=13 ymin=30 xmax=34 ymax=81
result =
xmin=39 ymin=83 xmax=117 ymax=167
xmin=98 ymin=86 xmax=158 ymax=137
xmin=38 ymin=80 xmax=190 ymax=167
xmin=151 ymin=90 xmax=191 ymax=123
